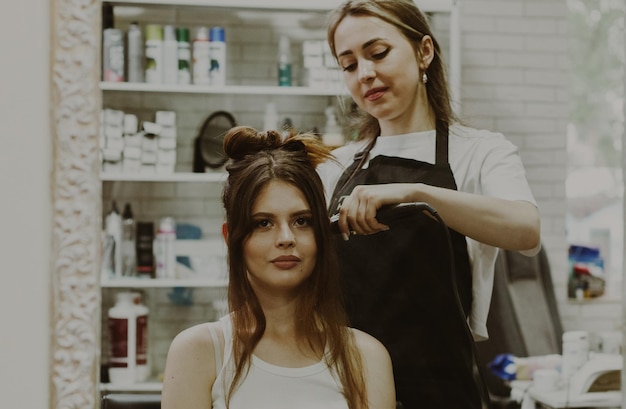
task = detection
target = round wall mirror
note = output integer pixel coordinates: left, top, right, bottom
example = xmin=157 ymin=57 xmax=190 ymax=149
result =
xmin=193 ymin=110 xmax=237 ymax=171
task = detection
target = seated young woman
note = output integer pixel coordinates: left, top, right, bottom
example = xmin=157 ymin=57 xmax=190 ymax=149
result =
xmin=161 ymin=125 xmax=395 ymax=409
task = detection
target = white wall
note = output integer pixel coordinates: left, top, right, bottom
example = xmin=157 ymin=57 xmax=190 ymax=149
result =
xmin=0 ymin=0 xmax=51 ymax=407
xmin=460 ymin=0 xmax=621 ymax=334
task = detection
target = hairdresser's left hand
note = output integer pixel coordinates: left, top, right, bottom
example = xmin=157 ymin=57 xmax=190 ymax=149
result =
xmin=336 ymin=183 xmax=414 ymax=237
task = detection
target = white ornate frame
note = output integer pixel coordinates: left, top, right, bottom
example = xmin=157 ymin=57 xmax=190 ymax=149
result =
xmin=50 ymin=0 xmax=102 ymax=408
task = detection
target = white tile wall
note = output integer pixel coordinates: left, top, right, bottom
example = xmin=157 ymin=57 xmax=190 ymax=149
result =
xmin=100 ymin=0 xmax=623 ymax=383
xmin=461 ymin=0 xmax=621 ymax=338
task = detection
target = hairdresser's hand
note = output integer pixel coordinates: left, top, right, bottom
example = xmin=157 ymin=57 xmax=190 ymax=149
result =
xmin=337 ymin=183 xmax=415 ymax=238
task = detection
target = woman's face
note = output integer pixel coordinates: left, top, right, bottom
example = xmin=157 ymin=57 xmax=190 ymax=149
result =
xmin=243 ymin=180 xmax=317 ymax=297
xmin=334 ymin=15 xmax=425 ymax=129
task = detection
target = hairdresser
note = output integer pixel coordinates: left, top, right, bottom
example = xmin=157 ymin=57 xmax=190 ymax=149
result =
xmin=317 ymin=1 xmax=541 ymax=408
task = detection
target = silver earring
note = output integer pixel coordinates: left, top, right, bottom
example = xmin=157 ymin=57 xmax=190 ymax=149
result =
xmin=422 ymin=72 xmax=428 ymax=84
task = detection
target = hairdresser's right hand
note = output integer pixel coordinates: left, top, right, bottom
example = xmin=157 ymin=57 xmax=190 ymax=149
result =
xmin=337 ymin=183 xmax=416 ymax=238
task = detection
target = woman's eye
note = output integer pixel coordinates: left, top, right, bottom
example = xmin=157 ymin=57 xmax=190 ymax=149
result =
xmin=294 ymin=217 xmax=312 ymax=227
xmin=372 ymin=48 xmax=390 ymax=60
xmin=340 ymin=60 xmax=357 ymax=72
xmin=254 ymin=219 xmax=271 ymax=229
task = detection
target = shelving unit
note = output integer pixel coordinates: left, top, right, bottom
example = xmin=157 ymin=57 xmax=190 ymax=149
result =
xmin=100 ymin=171 xmax=226 ymax=182
xmin=103 ymin=0 xmax=454 ymax=12
xmin=102 ymin=277 xmax=227 ymax=288
xmin=100 ymin=82 xmax=347 ymax=96
xmin=100 ymin=381 xmax=163 ymax=393
xmin=99 ymin=0 xmax=461 ymax=395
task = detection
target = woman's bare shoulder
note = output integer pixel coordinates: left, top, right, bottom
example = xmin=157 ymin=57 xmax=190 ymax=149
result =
xmin=349 ymin=327 xmax=390 ymax=358
xmin=168 ymin=321 xmax=223 ymax=355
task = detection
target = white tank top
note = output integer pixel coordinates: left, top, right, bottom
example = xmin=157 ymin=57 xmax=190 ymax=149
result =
xmin=210 ymin=315 xmax=349 ymax=409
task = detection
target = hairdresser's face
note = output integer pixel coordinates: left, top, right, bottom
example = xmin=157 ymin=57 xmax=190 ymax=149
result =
xmin=243 ymin=180 xmax=317 ymax=296
xmin=334 ymin=15 xmax=425 ymax=130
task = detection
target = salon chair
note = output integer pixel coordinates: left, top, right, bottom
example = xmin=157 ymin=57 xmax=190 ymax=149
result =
xmin=476 ymin=245 xmax=563 ymax=409
xmin=100 ymin=393 xmax=161 ymax=409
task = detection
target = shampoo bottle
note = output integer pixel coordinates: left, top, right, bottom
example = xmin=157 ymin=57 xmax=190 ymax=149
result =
xmin=122 ymin=203 xmax=136 ymax=277
xmin=154 ymin=217 xmax=177 ymax=279
xmin=209 ymin=26 xmax=226 ymax=86
xmin=103 ymin=28 xmax=125 ymax=82
xmin=277 ymin=35 xmax=292 ymax=86
xmin=162 ymin=25 xmax=178 ymax=84
xmin=108 ymin=291 xmax=149 ymax=384
xmin=322 ymin=104 xmax=344 ymax=147
xmin=127 ymin=22 xmax=143 ymax=83
xmin=192 ymin=27 xmax=211 ymax=85
xmin=105 ymin=201 xmax=123 ymax=278
xmin=176 ymin=27 xmax=191 ymax=85
xmin=144 ymin=24 xmax=163 ymax=84
xmin=263 ymin=102 xmax=278 ymax=132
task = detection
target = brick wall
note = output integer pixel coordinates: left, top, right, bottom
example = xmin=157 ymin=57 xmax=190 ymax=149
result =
xmin=459 ymin=0 xmax=622 ymax=336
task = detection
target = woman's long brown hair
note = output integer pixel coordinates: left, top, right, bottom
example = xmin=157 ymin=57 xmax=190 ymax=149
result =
xmin=221 ymin=125 xmax=368 ymax=408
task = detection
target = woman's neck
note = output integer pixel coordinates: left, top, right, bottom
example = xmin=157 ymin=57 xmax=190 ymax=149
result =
xmin=379 ymin=105 xmax=436 ymax=136
xmin=255 ymin=306 xmax=323 ymax=366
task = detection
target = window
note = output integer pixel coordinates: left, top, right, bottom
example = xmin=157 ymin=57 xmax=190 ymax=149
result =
xmin=566 ymin=0 xmax=625 ymax=298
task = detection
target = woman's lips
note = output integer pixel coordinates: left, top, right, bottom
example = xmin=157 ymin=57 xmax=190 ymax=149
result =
xmin=364 ymin=87 xmax=387 ymax=101
xmin=271 ymin=255 xmax=300 ymax=269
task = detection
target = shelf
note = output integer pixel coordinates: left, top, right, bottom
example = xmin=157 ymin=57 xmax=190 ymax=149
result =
xmin=100 ymin=171 xmax=226 ymax=182
xmin=101 ymin=277 xmax=227 ymax=288
xmin=103 ymin=0 xmax=453 ymax=13
xmin=100 ymin=381 xmax=162 ymax=393
xmin=100 ymin=82 xmax=347 ymax=96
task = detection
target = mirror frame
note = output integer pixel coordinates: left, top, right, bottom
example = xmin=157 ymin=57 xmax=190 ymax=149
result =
xmin=50 ymin=0 xmax=101 ymax=407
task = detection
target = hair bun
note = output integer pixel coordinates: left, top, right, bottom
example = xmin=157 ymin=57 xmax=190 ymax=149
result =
xmin=223 ymin=126 xmax=282 ymax=160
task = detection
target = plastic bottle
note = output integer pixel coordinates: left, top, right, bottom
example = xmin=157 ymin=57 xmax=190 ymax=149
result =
xmin=105 ymin=201 xmax=123 ymax=278
xmin=154 ymin=217 xmax=177 ymax=279
xmin=561 ymin=330 xmax=589 ymax=382
xmin=322 ymin=104 xmax=344 ymax=147
xmin=209 ymin=26 xmax=226 ymax=86
xmin=133 ymin=292 xmax=150 ymax=382
xmin=108 ymin=291 xmax=149 ymax=384
xmin=103 ymin=28 xmax=125 ymax=82
xmin=162 ymin=25 xmax=178 ymax=85
xmin=127 ymin=22 xmax=144 ymax=83
xmin=277 ymin=35 xmax=292 ymax=86
xmin=263 ymin=102 xmax=278 ymax=131
xmin=135 ymin=221 xmax=155 ymax=278
xmin=144 ymin=24 xmax=163 ymax=84
xmin=176 ymin=27 xmax=191 ymax=85
xmin=122 ymin=203 xmax=136 ymax=277
xmin=192 ymin=27 xmax=211 ymax=85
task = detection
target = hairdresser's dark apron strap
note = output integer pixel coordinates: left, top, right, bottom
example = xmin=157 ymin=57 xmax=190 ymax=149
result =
xmin=330 ymin=121 xmax=481 ymax=409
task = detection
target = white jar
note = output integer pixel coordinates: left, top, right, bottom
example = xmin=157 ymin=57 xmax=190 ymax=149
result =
xmin=108 ymin=292 xmax=150 ymax=384
xmin=561 ymin=330 xmax=589 ymax=381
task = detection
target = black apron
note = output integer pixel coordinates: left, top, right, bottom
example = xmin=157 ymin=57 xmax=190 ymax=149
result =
xmin=329 ymin=122 xmax=482 ymax=409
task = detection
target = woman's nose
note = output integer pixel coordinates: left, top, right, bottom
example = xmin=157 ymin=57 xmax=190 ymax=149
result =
xmin=358 ymin=60 xmax=375 ymax=83
xmin=276 ymin=223 xmax=296 ymax=248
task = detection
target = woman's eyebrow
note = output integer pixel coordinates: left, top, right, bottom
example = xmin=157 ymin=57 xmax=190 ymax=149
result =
xmin=337 ymin=38 xmax=385 ymax=58
xmin=251 ymin=209 xmax=311 ymax=218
